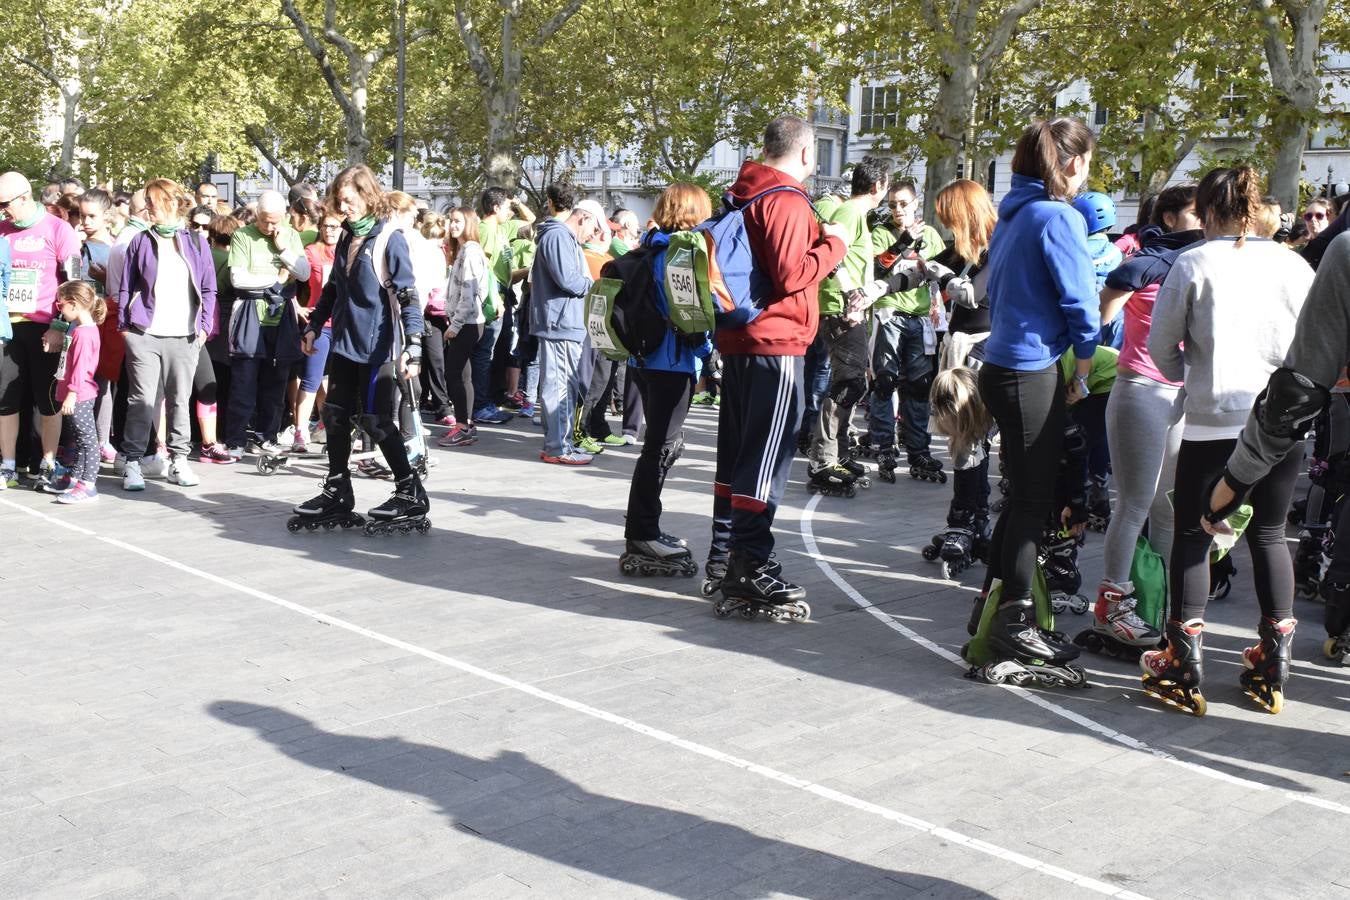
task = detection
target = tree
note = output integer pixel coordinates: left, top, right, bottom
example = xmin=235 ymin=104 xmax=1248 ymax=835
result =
xmin=449 ymin=0 xmax=588 ymax=188
xmin=277 ymin=0 xmax=432 ymax=166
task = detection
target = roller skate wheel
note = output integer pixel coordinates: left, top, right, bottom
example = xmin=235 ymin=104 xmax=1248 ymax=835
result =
xmin=856 ymin=477 xmax=871 ymax=489
xmin=323 ymin=520 xmax=337 ymax=531
xmin=1059 ymin=664 xmax=1088 ymax=688
xmin=937 ymin=471 xmax=948 ymax=484
xmin=1070 ymin=595 xmax=1089 ymax=615
xmin=364 ymin=521 xmax=379 ymax=536
xmin=416 ymin=520 xmax=431 ymax=534
xmin=1073 ymin=630 xmax=1104 ymax=653
xmin=739 ymin=605 xmax=757 ymax=620
xmin=680 ymin=559 xmax=698 ymax=577
xmin=286 ymin=519 xmax=302 ymax=533
xmin=256 ymin=458 xmax=272 ymax=476
xmin=922 ymin=544 xmax=941 ymax=561
xmin=940 ymin=560 xmax=955 ymax=580
xmin=792 ymin=601 xmax=811 ymax=620
xmin=844 ymin=483 xmax=857 ymax=498
xmin=619 ymin=556 xmax=639 ymax=576
xmin=1324 ymin=636 xmax=1345 ymax=661
xmin=701 ymin=581 xmax=720 ymax=598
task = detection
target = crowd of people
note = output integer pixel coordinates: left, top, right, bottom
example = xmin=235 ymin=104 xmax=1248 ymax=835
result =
xmin=2 ymin=114 xmax=1349 ymax=716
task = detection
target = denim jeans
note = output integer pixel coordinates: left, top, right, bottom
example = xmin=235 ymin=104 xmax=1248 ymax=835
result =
xmin=538 ymin=337 xmax=583 ymax=456
xmin=868 ymin=312 xmax=934 ymax=453
xmin=471 ymin=316 xmax=503 ymax=413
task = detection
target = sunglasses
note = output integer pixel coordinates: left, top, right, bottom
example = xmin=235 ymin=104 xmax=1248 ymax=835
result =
xmin=191 ymin=222 xmax=211 ymax=231
xmin=0 ymin=196 xmax=21 ymax=210
xmin=1305 ymin=211 xmax=1327 ymax=221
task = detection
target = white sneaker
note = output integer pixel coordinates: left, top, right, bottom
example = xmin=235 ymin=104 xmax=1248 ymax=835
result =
xmin=141 ymin=454 xmax=167 ymax=479
xmin=122 ymin=460 xmax=145 ymax=491
xmin=167 ymin=457 xmax=199 ymax=486
xmin=226 ymin=445 xmax=245 ymax=460
xmin=113 ymin=453 xmax=127 ymax=476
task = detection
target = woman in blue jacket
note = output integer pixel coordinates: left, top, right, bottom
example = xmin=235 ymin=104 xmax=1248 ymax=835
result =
xmin=292 ymin=165 xmax=427 ymax=532
xmin=618 ymin=183 xmax=713 ymax=577
xmin=977 ymin=119 xmax=1099 ymax=666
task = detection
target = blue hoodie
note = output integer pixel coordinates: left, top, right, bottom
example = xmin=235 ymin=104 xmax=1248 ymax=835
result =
xmin=529 ymin=216 xmax=592 ymax=342
xmin=984 ymin=175 xmax=1099 ymax=370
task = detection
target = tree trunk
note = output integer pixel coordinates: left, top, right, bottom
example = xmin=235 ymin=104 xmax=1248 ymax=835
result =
xmin=55 ymin=90 xmax=82 ymax=181
xmin=922 ymin=65 xmax=976 ymax=222
xmin=1267 ymin=111 xmax=1310 ymax=211
xmin=346 ymin=63 xmax=371 ymax=166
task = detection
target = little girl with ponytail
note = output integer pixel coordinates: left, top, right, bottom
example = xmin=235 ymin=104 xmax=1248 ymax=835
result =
xmin=53 ymin=280 xmax=106 ymax=504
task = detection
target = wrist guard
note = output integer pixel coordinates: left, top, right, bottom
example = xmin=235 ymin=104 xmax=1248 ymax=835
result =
xmin=1203 ymin=468 xmax=1252 ymax=526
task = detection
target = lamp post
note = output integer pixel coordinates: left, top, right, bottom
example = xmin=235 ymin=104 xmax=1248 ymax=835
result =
xmin=392 ymin=0 xmax=407 ymax=190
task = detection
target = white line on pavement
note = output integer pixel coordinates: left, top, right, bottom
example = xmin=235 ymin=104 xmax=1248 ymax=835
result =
xmin=0 ymin=496 xmax=1149 ymax=899
xmin=799 ymin=492 xmax=1350 ymax=818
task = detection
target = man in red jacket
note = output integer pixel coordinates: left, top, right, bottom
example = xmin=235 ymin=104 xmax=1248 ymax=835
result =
xmin=706 ymin=116 xmax=848 ymax=615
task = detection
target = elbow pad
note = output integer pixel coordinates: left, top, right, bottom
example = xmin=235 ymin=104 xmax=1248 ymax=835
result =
xmin=874 ymin=259 xmax=925 ymax=295
xmin=1254 ymin=368 xmax=1328 ymax=440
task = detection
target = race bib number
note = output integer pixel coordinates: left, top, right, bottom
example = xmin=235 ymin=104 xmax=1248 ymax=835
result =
xmin=666 ymin=249 xmax=699 ymax=310
xmin=8 ymin=268 xmax=39 ymax=315
xmin=586 ymin=283 xmax=618 ymax=353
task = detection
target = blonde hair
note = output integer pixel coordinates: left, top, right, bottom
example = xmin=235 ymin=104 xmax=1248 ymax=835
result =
xmin=57 ymin=280 xmax=107 ymax=325
xmin=934 ymin=179 xmax=997 ymax=264
xmin=930 ymin=367 xmax=990 ymax=459
xmin=143 ymin=178 xmax=184 ymax=225
xmin=386 ymin=190 xmax=418 ymax=217
xmin=418 ymin=212 xmax=447 ymax=241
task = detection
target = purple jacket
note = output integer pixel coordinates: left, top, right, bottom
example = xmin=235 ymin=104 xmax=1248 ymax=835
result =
xmin=117 ymin=228 xmax=217 ymax=334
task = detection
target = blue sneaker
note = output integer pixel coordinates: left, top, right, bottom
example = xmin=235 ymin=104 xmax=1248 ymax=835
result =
xmin=473 ymin=404 xmax=513 ymax=425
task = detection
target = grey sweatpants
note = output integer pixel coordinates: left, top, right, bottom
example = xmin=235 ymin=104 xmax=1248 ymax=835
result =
xmin=121 ymin=331 xmax=201 ymax=462
xmin=1100 ymin=371 xmax=1184 ymax=585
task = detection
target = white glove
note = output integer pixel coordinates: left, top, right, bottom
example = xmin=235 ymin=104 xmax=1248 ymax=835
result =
xmin=945 ymin=276 xmax=978 ymax=309
xmin=922 ymin=260 xmax=955 ymax=284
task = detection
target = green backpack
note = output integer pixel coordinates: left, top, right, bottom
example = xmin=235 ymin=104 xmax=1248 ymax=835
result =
xmin=661 ymin=232 xmax=718 ymax=334
xmin=584 ymin=277 xmax=630 ymax=362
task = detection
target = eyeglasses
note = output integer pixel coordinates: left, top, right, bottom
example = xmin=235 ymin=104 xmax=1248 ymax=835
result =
xmin=0 ymin=195 xmax=21 ymax=210
xmin=1305 ymin=211 xmax=1327 ymax=221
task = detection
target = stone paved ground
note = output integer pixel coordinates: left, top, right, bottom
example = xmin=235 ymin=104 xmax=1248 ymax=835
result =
xmin=2 ymin=406 xmax=1349 ymax=899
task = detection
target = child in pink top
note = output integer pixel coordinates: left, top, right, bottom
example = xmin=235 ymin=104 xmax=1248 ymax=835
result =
xmin=54 ymin=282 xmax=105 ymax=504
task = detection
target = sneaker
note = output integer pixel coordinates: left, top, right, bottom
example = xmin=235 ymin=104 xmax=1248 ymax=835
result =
xmin=278 ymin=424 xmax=298 ymax=446
xmin=530 ymin=409 xmax=542 ymax=426
xmin=691 ymin=391 xmax=714 ymax=406
xmin=226 ymin=445 xmax=245 ymax=461
xmin=198 ymin=443 xmax=235 ymax=465
xmin=122 ymin=459 xmax=145 ymax=491
xmin=575 ymin=435 xmax=605 ymax=455
xmin=434 ymin=414 xmax=456 ymax=428
xmin=437 ymin=424 xmax=477 ymax=448
xmin=474 ymin=404 xmax=513 ymax=425
xmin=48 ymin=471 xmax=74 ymax=493
xmin=0 ymin=466 xmax=15 ymax=490
xmin=113 ymin=453 xmax=127 ymax=475
xmin=57 ymin=481 xmax=99 ymax=505
xmin=620 ymin=433 xmax=638 ymax=445
xmin=500 ymin=391 xmax=526 ymax=413
xmin=31 ymin=460 xmax=61 ymax=493
xmin=291 ymin=435 xmax=309 ymax=455
xmin=601 ymin=434 xmax=627 ymax=447
xmin=167 ymin=457 xmax=200 ymax=486
xmin=308 ymin=422 xmax=327 ymax=445
xmin=140 ymin=454 xmax=167 ymax=479
xmin=100 ymin=443 xmax=117 ymax=464
xmin=540 ymin=451 xmax=593 ymax=466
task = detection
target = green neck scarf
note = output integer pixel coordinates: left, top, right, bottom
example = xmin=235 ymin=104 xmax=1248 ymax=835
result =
xmin=128 ymin=217 xmax=150 ymax=233
xmin=12 ymin=209 xmax=42 ymax=229
xmin=349 ymin=215 xmax=376 ymax=237
xmin=152 ymin=222 xmax=180 ymax=238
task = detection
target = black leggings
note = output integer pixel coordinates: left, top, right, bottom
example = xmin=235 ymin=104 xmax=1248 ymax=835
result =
xmin=420 ymin=313 xmax=451 ymax=417
xmin=625 ymin=368 xmax=693 ymax=540
xmin=444 ymin=323 xmax=481 ymax=423
xmin=322 ymin=355 xmax=412 ymax=481
xmin=193 ymin=343 xmax=218 ymax=405
xmin=1170 ymin=438 xmax=1302 ymax=622
xmin=979 ymin=361 xmax=1065 ymax=601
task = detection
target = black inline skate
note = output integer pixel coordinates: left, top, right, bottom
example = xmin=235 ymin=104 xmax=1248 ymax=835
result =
xmin=923 ymin=511 xmax=989 ymax=580
xmin=365 ymin=472 xmax=431 ymax=535
xmin=853 ymin=434 xmax=881 ymax=459
xmin=1086 ymin=478 xmax=1110 ymax=533
xmin=620 ymin=535 xmax=698 ymax=577
xmin=714 ymin=552 xmax=810 ymax=622
xmin=876 ymin=447 xmax=900 ymax=483
xmin=250 ymin=431 xmax=290 ymax=475
xmin=969 ymin=596 xmax=1087 ymax=688
xmin=1322 ymin=580 xmax=1350 ymax=664
xmin=907 ymin=451 xmax=947 ymax=484
xmin=288 ymin=473 xmax=365 ymax=532
xmin=1073 ymin=581 xmax=1162 ymax=660
xmin=1293 ymin=527 xmax=1328 ymax=599
xmin=807 ymin=463 xmax=859 ymax=498
xmin=838 ymin=455 xmax=872 ymax=489
xmin=1040 ymin=529 xmax=1089 ymax=615
xmin=1240 ymin=617 xmax=1296 ymax=714
xmin=1140 ymin=619 xmax=1206 ymax=716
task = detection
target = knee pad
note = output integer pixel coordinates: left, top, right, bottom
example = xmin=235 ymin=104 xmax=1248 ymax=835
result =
xmin=658 ymin=435 xmax=685 ymax=479
xmin=830 ymin=375 xmax=868 ymax=408
xmin=1255 ymin=367 xmax=1328 ymax=440
xmin=871 ymin=371 xmax=900 ymax=397
xmin=359 ymin=412 xmax=399 ymax=445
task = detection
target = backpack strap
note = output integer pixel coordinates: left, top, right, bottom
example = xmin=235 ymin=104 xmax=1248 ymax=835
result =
xmin=723 ymin=184 xmax=820 ymax=222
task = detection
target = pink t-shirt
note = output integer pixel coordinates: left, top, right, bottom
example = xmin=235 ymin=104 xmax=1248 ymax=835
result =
xmin=1118 ymin=282 xmax=1181 ymax=387
xmin=0 ymin=212 xmax=81 ymax=325
xmin=57 ymin=323 xmax=101 ymax=403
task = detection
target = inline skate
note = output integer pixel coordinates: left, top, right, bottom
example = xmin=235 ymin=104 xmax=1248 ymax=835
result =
xmin=1240 ymin=617 xmax=1296 ymax=714
xmin=1140 ymin=619 xmax=1207 ymax=715
xmin=714 ymin=552 xmax=810 ymax=622
xmin=701 ymin=558 xmax=729 ymax=597
xmin=908 ymin=451 xmax=947 ymax=484
xmin=853 ymin=434 xmax=882 ymax=459
xmin=967 ymin=596 xmax=1087 ymax=688
xmin=838 ymin=455 xmax=872 ymax=489
xmin=876 ymin=447 xmax=900 ymax=483
xmin=1322 ymin=580 xmax=1350 ymax=664
xmin=1293 ymin=527 xmax=1328 ymax=599
xmin=807 ymin=463 xmax=859 ymax=498
xmin=365 ymin=472 xmax=431 ymax=535
xmin=923 ymin=511 xmax=989 ymax=580
xmin=250 ymin=432 xmax=290 ymax=475
xmin=1074 ymin=581 xmax=1162 ymax=660
xmin=1086 ymin=478 xmax=1111 ymax=533
xmin=620 ymin=535 xmax=698 ymax=577
xmin=288 ymin=474 xmax=365 ymax=532
xmin=1040 ymin=529 xmax=1089 ymax=615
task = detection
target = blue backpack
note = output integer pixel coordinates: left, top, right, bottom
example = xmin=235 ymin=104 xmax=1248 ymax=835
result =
xmin=665 ymin=185 xmax=812 ymax=331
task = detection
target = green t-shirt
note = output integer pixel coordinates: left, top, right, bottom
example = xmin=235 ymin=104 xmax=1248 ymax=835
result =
xmin=299 ymin=228 xmax=319 ymax=247
xmin=510 ymin=238 xmax=536 ymax=273
xmin=608 ymin=237 xmax=632 ymax=258
xmin=817 ymin=198 xmax=875 ymax=316
xmin=227 ymin=223 xmax=305 ymax=284
xmin=479 ymin=217 xmax=524 ymax=289
xmin=871 ymin=224 xmax=945 ymax=315
xmin=1059 ymin=345 xmax=1119 ymax=394
xmin=815 ymin=195 xmax=843 ymax=221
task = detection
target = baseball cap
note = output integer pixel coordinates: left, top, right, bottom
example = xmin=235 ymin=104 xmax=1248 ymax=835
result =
xmin=573 ymin=199 xmax=612 ymax=244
